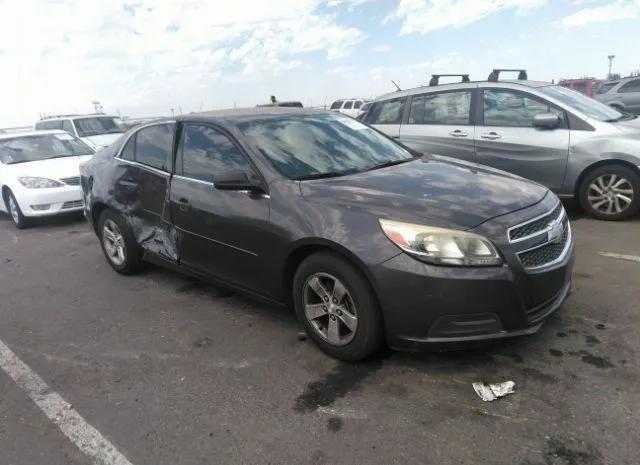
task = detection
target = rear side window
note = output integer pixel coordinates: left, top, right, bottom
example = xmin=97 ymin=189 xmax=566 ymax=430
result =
xmin=354 ymin=101 xmax=363 ymax=109
xmin=133 ymin=123 xmax=175 ymax=171
xmin=618 ymin=79 xmax=640 ymax=93
xmin=408 ymin=91 xmax=471 ymax=125
xmin=343 ymin=101 xmax=354 ymax=110
xmin=35 ymin=120 xmax=64 ymax=130
xmin=367 ymin=98 xmax=406 ymax=125
xmin=179 ymin=124 xmax=249 ymax=182
xmin=330 ymin=100 xmax=344 ymax=110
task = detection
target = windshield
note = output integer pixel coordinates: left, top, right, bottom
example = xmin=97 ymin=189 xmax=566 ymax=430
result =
xmin=595 ymin=82 xmax=617 ymax=95
xmin=237 ymin=113 xmax=415 ymax=180
xmin=74 ymin=117 xmax=125 ymax=137
xmin=539 ymin=85 xmax=623 ymax=122
xmin=0 ymin=133 xmax=94 ymax=165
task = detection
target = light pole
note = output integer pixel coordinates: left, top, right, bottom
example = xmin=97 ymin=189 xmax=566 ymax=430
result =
xmin=607 ymin=55 xmax=615 ymax=79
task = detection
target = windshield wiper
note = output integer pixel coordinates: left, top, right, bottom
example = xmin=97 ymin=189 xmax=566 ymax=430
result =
xmin=293 ymin=171 xmax=352 ymax=181
xmin=362 ymin=156 xmax=418 ymax=172
xmin=605 ymin=113 xmax=637 ymax=123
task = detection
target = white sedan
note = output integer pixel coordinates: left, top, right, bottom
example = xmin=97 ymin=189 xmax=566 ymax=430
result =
xmin=0 ymin=130 xmax=95 ymax=229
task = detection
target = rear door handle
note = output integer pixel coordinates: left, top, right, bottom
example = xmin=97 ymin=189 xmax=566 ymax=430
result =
xmin=449 ymin=130 xmax=468 ymax=137
xmin=178 ymin=197 xmax=191 ymax=212
xmin=481 ymin=132 xmax=502 ymax=140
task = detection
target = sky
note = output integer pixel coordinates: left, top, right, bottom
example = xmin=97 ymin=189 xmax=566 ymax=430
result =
xmin=0 ymin=0 xmax=638 ymax=127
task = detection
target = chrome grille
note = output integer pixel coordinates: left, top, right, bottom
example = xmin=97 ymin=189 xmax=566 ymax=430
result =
xmin=60 ymin=176 xmax=80 ymax=186
xmin=62 ymin=200 xmax=83 ymax=209
xmin=509 ymin=202 xmax=563 ymax=241
xmin=518 ymin=219 xmax=570 ymax=269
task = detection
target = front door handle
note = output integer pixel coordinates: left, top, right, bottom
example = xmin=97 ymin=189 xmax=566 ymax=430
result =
xmin=449 ymin=130 xmax=469 ymax=137
xmin=481 ymin=132 xmax=502 ymax=140
xmin=177 ymin=198 xmax=191 ymax=212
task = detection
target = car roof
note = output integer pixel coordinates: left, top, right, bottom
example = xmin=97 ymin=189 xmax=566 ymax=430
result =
xmin=38 ymin=114 xmax=118 ymax=121
xmin=374 ymin=80 xmax=552 ymax=101
xmin=0 ymin=129 xmax=71 ymax=140
xmin=178 ymin=107 xmax=331 ymax=124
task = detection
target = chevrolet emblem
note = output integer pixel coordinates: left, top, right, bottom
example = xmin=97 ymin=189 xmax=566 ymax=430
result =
xmin=547 ymin=220 xmax=564 ymax=244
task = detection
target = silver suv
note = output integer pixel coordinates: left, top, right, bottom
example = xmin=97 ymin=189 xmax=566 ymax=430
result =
xmin=363 ymin=69 xmax=640 ymax=221
xmin=593 ymin=76 xmax=640 ymax=115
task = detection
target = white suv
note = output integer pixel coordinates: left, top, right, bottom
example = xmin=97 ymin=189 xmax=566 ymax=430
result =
xmin=34 ymin=114 xmax=126 ymax=150
xmin=329 ymin=99 xmax=368 ymax=118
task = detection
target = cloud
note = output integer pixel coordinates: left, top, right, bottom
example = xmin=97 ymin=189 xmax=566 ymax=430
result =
xmin=0 ymin=0 xmax=365 ymax=123
xmin=385 ymin=0 xmax=547 ymax=34
xmin=371 ymin=44 xmax=393 ymax=53
xmin=325 ymin=66 xmax=356 ymax=75
xmin=561 ymin=0 xmax=640 ymax=28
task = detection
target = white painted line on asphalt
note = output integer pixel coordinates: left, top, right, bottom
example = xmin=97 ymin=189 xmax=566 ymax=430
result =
xmin=317 ymin=406 xmax=368 ymax=419
xmin=598 ymin=252 xmax=640 ymax=263
xmin=0 ymin=338 xmax=135 ymax=465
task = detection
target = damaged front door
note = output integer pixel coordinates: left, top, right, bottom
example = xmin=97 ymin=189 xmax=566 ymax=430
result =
xmin=170 ymin=123 xmax=271 ymax=296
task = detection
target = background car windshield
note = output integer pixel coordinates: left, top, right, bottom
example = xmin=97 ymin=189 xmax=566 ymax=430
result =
xmin=237 ymin=114 xmax=414 ymax=179
xmin=0 ymin=134 xmax=93 ymax=165
xmin=74 ymin=117 xmax=125 ymax=137
xmin=540 ymin=85 xmax=622 ymax=121
xmin=595 ymin=82 xmax=617 ymax=94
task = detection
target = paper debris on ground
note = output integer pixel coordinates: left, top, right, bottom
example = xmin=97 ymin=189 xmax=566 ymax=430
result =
xmin=472 ymin=380 xmax=515 ymax=402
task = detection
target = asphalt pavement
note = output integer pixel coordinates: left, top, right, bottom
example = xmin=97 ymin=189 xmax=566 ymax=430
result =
xmin=0 ymin=206 xmax=639 ymax=465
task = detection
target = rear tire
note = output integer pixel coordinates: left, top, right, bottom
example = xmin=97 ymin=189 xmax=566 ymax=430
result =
xmin=579 ymin=165 xmax=640 ymax=221
xmin=4 ymin=190 xmax=30 ymax=229
xmin=293 ymin=251 xmax=384 ymax=362
xmin=98 ymin=209 xmax=143 ymax=274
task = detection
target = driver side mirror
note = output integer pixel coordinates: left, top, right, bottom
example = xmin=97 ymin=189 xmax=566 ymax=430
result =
xmin=213 ymin=170 xmax=264 ymax=193
xmin=532 ymin=113 xmax=561 ymax=129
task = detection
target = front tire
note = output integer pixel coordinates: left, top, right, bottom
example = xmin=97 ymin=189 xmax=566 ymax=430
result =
xmin=5 ymin=190 xmax=29 ymax=229
xmin=293 ymin=252 xmax=384 ymax=362
xmin=98 ymin=209 xmax=143 ymax=274
xmin=579 ymin=165 xmax=640 ymax=221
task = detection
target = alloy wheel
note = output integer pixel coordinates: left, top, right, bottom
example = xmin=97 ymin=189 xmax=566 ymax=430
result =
xmin=102 ymin=219 xmax=126 ymax=266
xmin=587 ymin=174 xmax=634 ymax=215
xmin=8 ymin=195 xmax=19 ymax=224
xmin=303 ymin=272 xmax=358 ymax=346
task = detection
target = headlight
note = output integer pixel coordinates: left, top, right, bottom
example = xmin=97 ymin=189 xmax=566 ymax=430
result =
xmin=17 ymin=177 xmax=64 ymax=189
xmin=379 ymin=219 xmax=502 ymax=266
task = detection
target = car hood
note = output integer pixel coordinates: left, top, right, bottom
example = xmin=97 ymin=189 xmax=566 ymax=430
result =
xmin=613 ymin=115 xmax=640 ymax=135
xmin=299 ymin=156 xmax=549 ymax=230
xmin=82 ymin=133 xmax=124 ymax=148
xmin=4 ymin=155 xmax=93 ymax=180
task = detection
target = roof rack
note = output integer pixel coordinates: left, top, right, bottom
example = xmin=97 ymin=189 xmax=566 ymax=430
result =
xmin=40 ymin=112 xmax=106 ymax=120
xmin=429 ymin=74 xmax=470 ymax=87
xmin=487 ymin=69 xmax=528 ymax=82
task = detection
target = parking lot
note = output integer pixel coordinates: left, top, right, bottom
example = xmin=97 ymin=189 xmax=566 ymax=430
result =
xmin=1 ymin=205 xmax=639 ymax=465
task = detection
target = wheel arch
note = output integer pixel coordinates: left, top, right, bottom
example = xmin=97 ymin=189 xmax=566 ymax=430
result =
xmin=574 ymin=159 xmax=640 ymax=199
xmin=90 ymin=201 xmax=109 ymax=233
xmin=281 ymin=239 xmax=381 ymax=308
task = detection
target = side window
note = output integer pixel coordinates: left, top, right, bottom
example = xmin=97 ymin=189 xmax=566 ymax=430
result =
xmin=51 ymin=120 xmax=64 ymax=130
xmin=483 ymin=89 xmax=563 ymax=128
xmin=330 ymin=100 xmax=344 ymax=110
xmin=408 ymin=91 xmax=471 ymax=125
xmin=134 ymin=123 xmax=174 ymax=171
xmin=62 ymin=120 xmax=75 ymax=134
xmin=618 ymin=79 xmax=640 ymax=93
xmin=367 ymin=98 xmax=406 ymax=125
xmin=120 ymin=134 xmax=136 ymax=161
xmin=354 ymin=101 xmax=363 ymax=109
xmin=343 ymin=101 xmax=354 ymax=110
xmin=181 ymin=125 xmax=250 ymax=183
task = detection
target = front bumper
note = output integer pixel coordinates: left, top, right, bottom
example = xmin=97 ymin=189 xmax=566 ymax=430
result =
xmin=13 ymin=185 xmax=84 ymax=217
xmin=371 ymin=201 xmax=576 ymax=351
